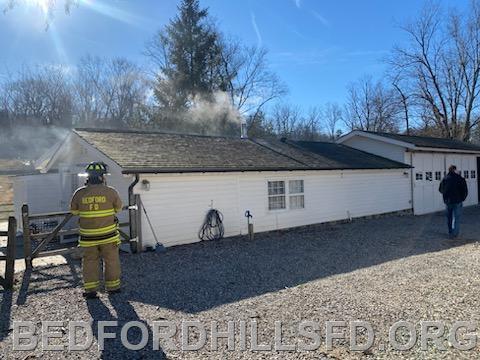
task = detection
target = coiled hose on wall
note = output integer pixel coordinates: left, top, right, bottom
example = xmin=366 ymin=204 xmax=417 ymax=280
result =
xmin=198 ymin=209 xmax=225 ymax=241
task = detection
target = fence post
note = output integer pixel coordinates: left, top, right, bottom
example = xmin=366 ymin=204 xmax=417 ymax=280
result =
xmin=134 ymin=194 xmax=143 ymax=253
xmin=22 ymin=204 xmax=32 ymax=269
xmin=4 ymin=216 xmax=17 ymax=289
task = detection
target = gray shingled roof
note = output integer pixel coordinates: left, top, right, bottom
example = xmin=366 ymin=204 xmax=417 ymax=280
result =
xmin=365 ymin=131 xmax=480 ymax=152
xmin=73 ymin=128 xmax=409 ymax=173
xmin=74 ymin=129 xmax=307 ymax=173
xmin=286 ymin=140 xmax=411 ymax=170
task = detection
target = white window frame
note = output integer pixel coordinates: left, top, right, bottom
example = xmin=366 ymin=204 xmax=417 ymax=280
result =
xmin=267 ymin=179 xmax=305 ymax=212
xmin=267 ymin=180 xmax=286 ymax=211
xmin=288 ymin=180 xmax=305 ymax=210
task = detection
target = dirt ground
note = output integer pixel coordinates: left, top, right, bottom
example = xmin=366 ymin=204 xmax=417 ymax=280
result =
xmin=1 ymin=207 xmax=480 ymax=359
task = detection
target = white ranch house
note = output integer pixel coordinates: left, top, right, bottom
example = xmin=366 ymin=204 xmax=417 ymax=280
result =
xmin=13 ymin=128 xmax=480 ymax=249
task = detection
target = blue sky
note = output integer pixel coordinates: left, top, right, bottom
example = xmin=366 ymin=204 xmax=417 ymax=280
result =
xmin=0 ymin=0 xmax=469 ymax=109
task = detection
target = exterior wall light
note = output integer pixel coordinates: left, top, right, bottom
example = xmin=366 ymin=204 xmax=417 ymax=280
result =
xmin=141 ymin=179 xmax=151 ymax=191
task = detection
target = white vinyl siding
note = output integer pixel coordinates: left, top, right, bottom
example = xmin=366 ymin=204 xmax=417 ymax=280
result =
xmin=136 ymin=169 xmax=411 ymax=248
xmin=14 ymin=134 xmax=132 ymax=228
xmin=13 ymin=173 xmax=62 ymax=228
xmin=340 ymin=136 xmax=407 ymax=163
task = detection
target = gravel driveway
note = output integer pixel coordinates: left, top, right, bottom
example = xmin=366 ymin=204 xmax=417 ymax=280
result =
xmin=1 ymin=207 xmax=480 ymax=359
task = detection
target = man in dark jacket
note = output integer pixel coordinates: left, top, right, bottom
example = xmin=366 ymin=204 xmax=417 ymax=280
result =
xmin=439 ymin=165 xmax=468 ymax=238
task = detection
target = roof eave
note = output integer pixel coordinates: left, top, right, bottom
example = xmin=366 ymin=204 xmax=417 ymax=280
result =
xmin=410 ymin=146 xmax=480 ymax=154
xmin=337 ymin=130 xmax=415 ymax=149
xmin=121 ymin=165 xmax=411 ymax=174
xmin=122 ymin=167 xmax=307 ymax=174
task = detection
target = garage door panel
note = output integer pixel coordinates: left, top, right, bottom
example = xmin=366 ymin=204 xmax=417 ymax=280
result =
xmin=444 ymin=155 xmax=478 ymax=207
xmin=413 ymin=153 xmax=441 ymax=215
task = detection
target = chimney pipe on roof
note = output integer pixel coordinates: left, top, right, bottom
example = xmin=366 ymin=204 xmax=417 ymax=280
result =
xmin=240 ymin=118 xmax=248 ymax=139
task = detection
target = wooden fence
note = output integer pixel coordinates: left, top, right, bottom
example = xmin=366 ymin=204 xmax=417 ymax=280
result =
xmin=0 ymin=216 xmax=16 ymax=289
xmin=21 ymin=204 xmax=136 ymax=270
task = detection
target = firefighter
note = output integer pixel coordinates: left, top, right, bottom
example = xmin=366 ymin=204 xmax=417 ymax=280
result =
xmin=70 ymin=162 xmax=123 ymax=299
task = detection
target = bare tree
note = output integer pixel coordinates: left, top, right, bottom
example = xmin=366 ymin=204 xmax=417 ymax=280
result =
xmin=323 ymin=102 xmax=342 ymax=139
xmin=1 ymin=65 xmax=73 ymax=127
xmin=271 ymin=103 xmax=302 ymax=138
xmin=74 ymin=56 xmax=104 ymax=126
xmin=74 ymin=56 xmax=150 ymax=128
xmin=391 ymin=75 xmax=412 ymax=135
xmin=345 ymin=76 xmax=400 ymax=132
xmin=450 ymin=1 xmax=480 ymax=140
xmin=293 ymin=106 xmax=322 ymax=140
xmin=390 ymin=1 xmax=480 ymax=140
xmin=245 ymin=110 xmax=275 ymax=138
xmin=219 ymin=43 xmax=287 ymax=124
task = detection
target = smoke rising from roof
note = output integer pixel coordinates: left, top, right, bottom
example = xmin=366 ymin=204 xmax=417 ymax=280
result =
xmin=0 ymin=125 xmax=68 ymax=161
xmin=184 ymin=91 xmax=242 ymax=136
xmin=0 ymin=91 xmax=243 ymax=162
xmin=151 ymin=90 xmax=243 ymax=137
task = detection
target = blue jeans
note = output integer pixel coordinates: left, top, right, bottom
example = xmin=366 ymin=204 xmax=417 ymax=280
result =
xmin=446 ymin=203 xmax=462 ymax=237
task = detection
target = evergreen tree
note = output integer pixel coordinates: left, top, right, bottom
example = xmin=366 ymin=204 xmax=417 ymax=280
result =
xmin=152 ymin=0 xmax=224 ymax=113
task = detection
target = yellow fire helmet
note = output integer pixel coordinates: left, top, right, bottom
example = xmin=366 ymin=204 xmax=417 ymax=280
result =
xmin=78 ymin=162 xmax=110 ymax=178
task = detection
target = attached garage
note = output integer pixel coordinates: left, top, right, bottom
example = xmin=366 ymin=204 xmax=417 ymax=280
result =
xmin=338 ymin=131 xmax=480 ymax=215
xmin=15 ymin=128 xmax=411 ymax=249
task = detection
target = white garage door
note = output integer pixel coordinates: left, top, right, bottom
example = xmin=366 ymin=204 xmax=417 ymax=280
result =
xmin=412 ymin=153 xmax=444 ymax=215
xmin=412 ymin=152 xmax=478 ymax=215
xmin=445 ymin=154 xmax=478 ymax=207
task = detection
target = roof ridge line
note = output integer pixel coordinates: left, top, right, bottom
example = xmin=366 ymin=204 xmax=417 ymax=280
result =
xmin=249 ymin=139 xmax=311 ymax=168
xmin=74 ymin=127 xmax=243 ymax=140
xmin=283 ymin=139 xmax=341 ymax=167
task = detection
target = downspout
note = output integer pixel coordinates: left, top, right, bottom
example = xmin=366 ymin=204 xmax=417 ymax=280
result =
xmin=128 ymin=174 xmax=140 ymax=244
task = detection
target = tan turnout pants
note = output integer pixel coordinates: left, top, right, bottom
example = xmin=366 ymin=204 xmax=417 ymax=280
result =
xmin=82 ymin=242 xmax=121 ymax=292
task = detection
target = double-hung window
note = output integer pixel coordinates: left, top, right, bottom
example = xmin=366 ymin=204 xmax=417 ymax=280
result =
xmin=268 ymin=181 xmax=286 ymax=210
xmin=268 ymin=180 xmax=305 ymax=210
xmin=289 ymin=180 xmax=305 ymax=209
